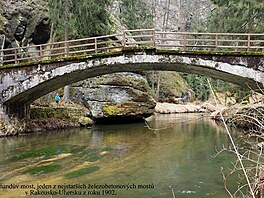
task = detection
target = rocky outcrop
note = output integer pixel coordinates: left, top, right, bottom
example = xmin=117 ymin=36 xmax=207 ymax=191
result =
xmin=73 ymin=72 xmax=156 ymax=122
xmin=1 ymin=0 xmax=50 ymax=49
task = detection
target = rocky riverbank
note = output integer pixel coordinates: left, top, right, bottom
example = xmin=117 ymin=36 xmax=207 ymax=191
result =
xmin=154 ymin=102 xmax=216 ymax=114
xmin=211 ymin=104 xmax=264 ymax=134
xmin=0 ymin=104 xmax=93 ymax=137
xmin=0 ymin=101 xmax=215 ymax=137
xmin=2 ymin=102 xmax=264 ymax=137
xmin=155 ymin=101 xmax=264 ymax=137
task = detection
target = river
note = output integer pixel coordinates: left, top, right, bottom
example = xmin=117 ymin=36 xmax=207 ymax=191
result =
xmin=0 ymin=114 xmax=243 ymax=197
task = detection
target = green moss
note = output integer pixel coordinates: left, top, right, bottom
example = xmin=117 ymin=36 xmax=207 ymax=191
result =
xmin=0 ymin=60 xmax=38 ymax=69
xmin=0 ymin=16 xmax=8 ymax=23
xmin=75 ymin=148 xmax=101 ymax=162
xmin=156 ymin=49 xmax=263 ymax=56
xmin=23 ymin=165 xmax=61 ymax=175
xmin=0 ymin=15 xmax=8 ymax=32
xmin=123 ymin=46 xmax=156 ymax=51
xmin=103 ymin=105 xmax=123 ymax=116
xmin=30 ymin=107 xmax=71 ymax=119
xmin=88 ymin=152 xmax=101 ymax=162
xmin=142 ymin=81 xmax=156 ymax=99
xmin=1 ymin=46 xmax=262 ymax=70
xmin=78 ymin=116 xmax=93 ymax=126
xmin=79 ymin=151 xmax=101 ymax=162
xmin=64 ymin=166 xmax=100 ymax=179
xmin=10 ymin=146 xmax=67 ymax=161
xmin=0 ymin=50 xmax=123 ymax=70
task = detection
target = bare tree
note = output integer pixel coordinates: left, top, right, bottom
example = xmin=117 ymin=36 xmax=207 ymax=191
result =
xmin=208 ymin=78 xmax=264 ymax=197
xmin=154 ymin=0 xmax=172 ymax=100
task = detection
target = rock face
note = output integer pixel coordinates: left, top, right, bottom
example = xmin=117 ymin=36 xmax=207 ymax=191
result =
xmin=146 ymin=71 xmax=195 ymax=103
xmin=73 ymin=73 xmax=156 ymax=122
xmin=0 ymin=0 xmax=50 ymax=49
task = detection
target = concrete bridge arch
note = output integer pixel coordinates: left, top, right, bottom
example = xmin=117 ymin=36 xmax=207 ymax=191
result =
xmin=0 ymin=48 xmax=263 ymax=117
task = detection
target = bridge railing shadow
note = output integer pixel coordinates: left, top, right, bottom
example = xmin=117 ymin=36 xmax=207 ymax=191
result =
xmin=0 ymin=29 xmax=264 ymax=66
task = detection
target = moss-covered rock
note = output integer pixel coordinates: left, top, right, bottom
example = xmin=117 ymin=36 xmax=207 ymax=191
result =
xmin=30 ymin=107 xmax=71 ymax=119
xmin=25 ymin=106 xmax=93 ymax=132
xmin=72 ymin=72 xmax=156 ymax=122
xmin=103 ymin=105 xmax=123 ymax=116
xmin=78 ymin=116 xmax=93 ymax=127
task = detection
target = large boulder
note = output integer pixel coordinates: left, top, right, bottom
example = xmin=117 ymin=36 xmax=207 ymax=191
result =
xmin=73 ymin=72 xmax=156 ymax=122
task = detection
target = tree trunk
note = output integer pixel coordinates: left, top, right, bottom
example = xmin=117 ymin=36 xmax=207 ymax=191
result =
xmin=63 ymin=5 xmax=70 ymax=101
xmin=151 ymin=71 xmax=155 ymax=90
xmin=63 ymin=85 xmax=70 ymax=101
xmin=0 ymin=35 xmax=5 ymax=66
xmin=162 ymin=0 xmax=171 ymax=31
xmin=63 ymin=25 xmax=70 ymax=101
xmin=156 ymin=71 xmax=161 ymax=100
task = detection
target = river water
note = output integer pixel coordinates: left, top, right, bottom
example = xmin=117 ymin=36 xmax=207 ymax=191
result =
xmin=0 ymin=114 xmax=243 ymax=197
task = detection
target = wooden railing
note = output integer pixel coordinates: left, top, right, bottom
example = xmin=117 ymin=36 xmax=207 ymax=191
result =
xmin=1 ymin=29 xmax=264 ymax=65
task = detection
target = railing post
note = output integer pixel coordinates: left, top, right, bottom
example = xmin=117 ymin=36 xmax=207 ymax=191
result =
xmin=122 ymin=31 xmax=126 ymax=46
xmin=0 ymin=50 xmax=3 ymax=66
xmin=152 ymin=29 xmax=156 ymax=47
xmin=183 ymin=33 xmax=187 ymax=51
xmin=67 ymin=41 xmax=70 ymax=56
xmin=95 ymin=38 xmax=97 ymax=53
xmin=14 ymin=48 xmax=18 ymax=64
xmin=39 ymin=45 xmax=43 ymax=60
xmin=0 ymin=35 xmax=4 ymax=66
xmin=215 ymin=33 xmax=218 ymax=50
xmin=65 ymin=41 xmax=69 ymax=57
xmin=247 ymin=35 xmax=251 ymax=52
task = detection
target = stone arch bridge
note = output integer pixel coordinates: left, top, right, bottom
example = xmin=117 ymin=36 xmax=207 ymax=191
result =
xmin=0 ymin=29 xmax=263 ymax=117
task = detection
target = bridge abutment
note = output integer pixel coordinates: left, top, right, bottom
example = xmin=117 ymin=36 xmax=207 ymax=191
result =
xmin=4 ymin=103 xmax=30 ymax=119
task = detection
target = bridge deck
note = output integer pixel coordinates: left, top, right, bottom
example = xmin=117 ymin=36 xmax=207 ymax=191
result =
xmin=1 ymin=29 xmax=263 ymax=67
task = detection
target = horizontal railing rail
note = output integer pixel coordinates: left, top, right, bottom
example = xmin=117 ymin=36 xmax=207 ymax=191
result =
xmin=0 ymin=29 xmax=263 ymax=65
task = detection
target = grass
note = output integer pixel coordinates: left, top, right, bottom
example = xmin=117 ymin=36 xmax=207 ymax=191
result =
xmin=23 ymin=164 xmax=61 ymax=175
xmin=64 ymin=166 xmax=100 ymax=179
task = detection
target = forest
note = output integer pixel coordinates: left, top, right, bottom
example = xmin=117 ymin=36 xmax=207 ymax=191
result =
xmin=45 ymin=0 xmax=263 ymax=102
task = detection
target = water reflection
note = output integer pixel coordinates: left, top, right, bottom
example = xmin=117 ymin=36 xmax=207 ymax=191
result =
xmin=0 ymin=114 xmax=240 ymax=197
